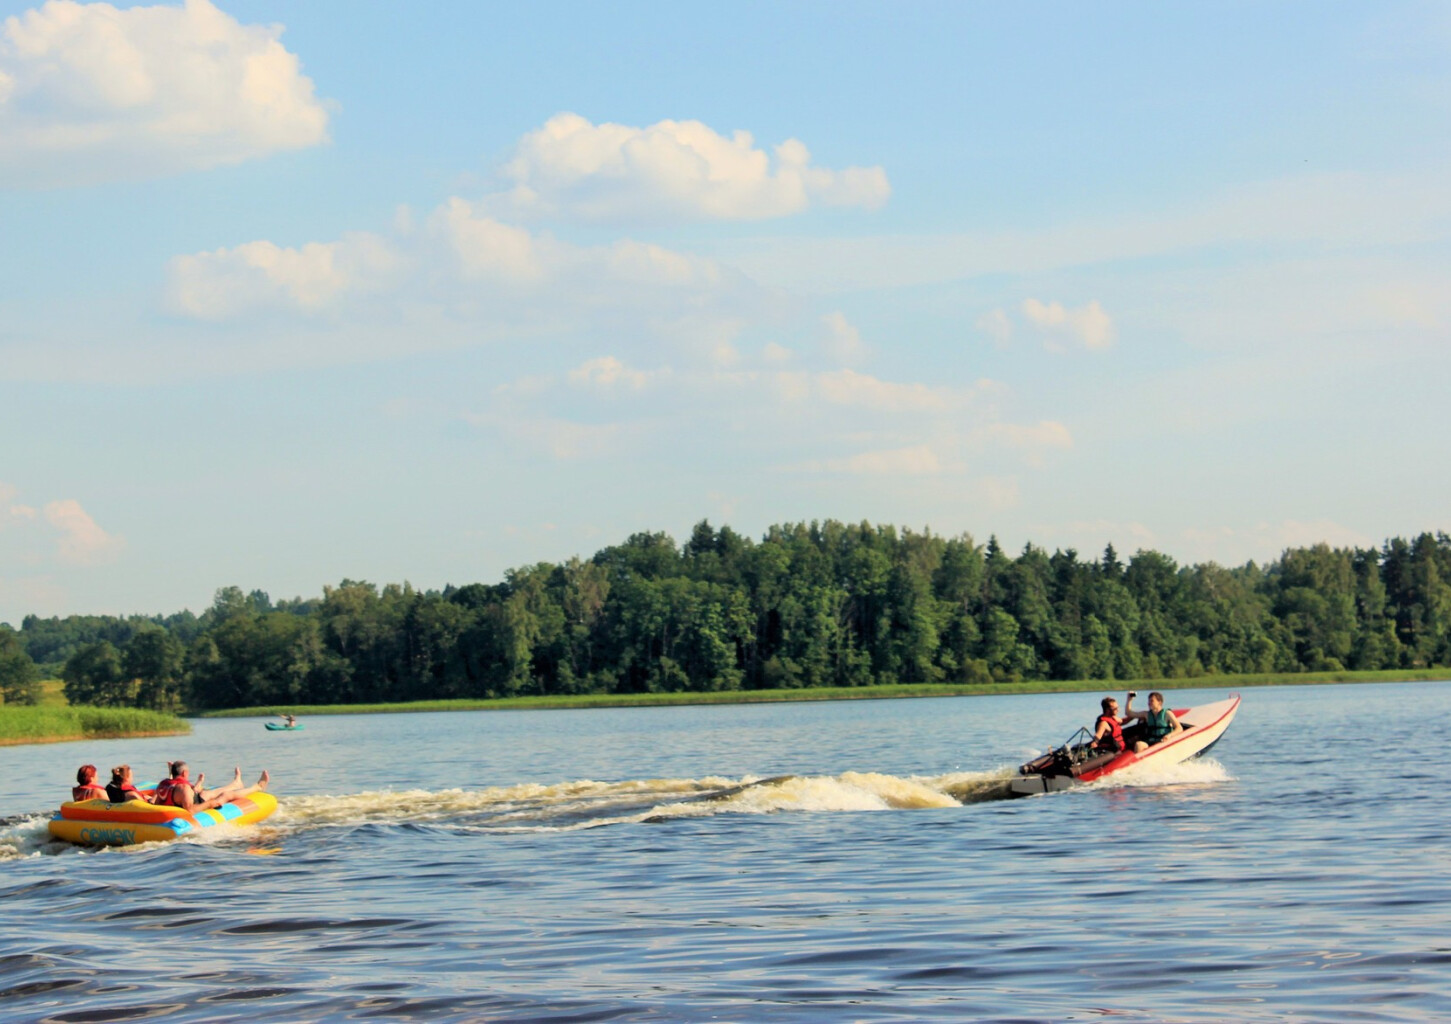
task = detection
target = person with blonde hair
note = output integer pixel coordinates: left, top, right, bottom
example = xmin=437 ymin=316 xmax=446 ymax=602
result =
xmin=104 ymin=764 xmax=155 ymax=803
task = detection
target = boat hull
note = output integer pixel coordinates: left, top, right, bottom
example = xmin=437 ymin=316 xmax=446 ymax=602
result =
xmin=1012 ymin=695 xmax=1240 ymax=796
xmin=265 ymin=723 xmax=303 ymax=731
xmin=48 ymin=793 xmax=278 ymax=846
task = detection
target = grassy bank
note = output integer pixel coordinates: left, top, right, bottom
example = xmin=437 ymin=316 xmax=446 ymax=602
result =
xmin=0 ymin=705 xmax=191 ymax=746
xmin=199 ymin=667 xmax=1451 ymax=718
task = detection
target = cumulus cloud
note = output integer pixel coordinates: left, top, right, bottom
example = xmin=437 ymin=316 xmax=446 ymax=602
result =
xmin=167 ymin=232 xmax=397 ymax=319
xmin=1021 ymin=298 xmax=1114 ymax=351
xmin=568 ymin=356 xmax=662 ymax=392
xmin=807 ymin=368 xmax=956 ymax=412
xmin=166 ymin=197 xmax=757 ymax=335
xmin=43 ymin=498 xmax=121 ymax=564
xmin=762 ymin=342 xmax=793 ymax=365
xmin=1 ymin=485 xmax=121 ymax=570
xmin=790 ymin=445 xmax=944 ymax=476
xmin=1 ymin=482 xmax=37 ymax=527
xmin=0 ymin=0 xmax=331 ymax=187
xmin=973 ymin=300 xmax=1113 ymax=352
xmin=819 ymin=311 xmax=868 ymax=365
xmin=976 ymin=308 xmax=1013 ymax=347
xmin=491 ymin=112 xmax=890 ymax=222
xmin=973 ymin=420 xmax=1073 ymax=467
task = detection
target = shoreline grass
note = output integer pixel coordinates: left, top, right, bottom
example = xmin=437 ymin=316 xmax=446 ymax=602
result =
xmin=0 ymin=706 xmax=191 ymax=746
xmin=196 ymin=667 xmax=1451 ymax=718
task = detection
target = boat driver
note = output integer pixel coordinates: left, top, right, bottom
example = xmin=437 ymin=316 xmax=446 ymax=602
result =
xmin=1091 ymin=696 xmax=1128 ymax=753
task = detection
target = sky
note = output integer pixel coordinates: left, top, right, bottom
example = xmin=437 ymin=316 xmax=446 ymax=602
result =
xmin=1 ymin=0 xmax=1448 ymax=625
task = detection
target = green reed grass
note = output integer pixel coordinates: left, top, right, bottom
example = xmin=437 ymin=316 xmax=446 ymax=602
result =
xmin=0 ymin=705 xmax=190 ymax=745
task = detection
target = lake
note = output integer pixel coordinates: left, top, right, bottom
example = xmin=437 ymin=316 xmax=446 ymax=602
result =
xmin=2 ymin=681 xmax=1448 ymax=1022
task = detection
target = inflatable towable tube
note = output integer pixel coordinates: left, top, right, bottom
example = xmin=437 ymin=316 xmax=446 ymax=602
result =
xmin=48 ymin=793 xmax=278 ymax=847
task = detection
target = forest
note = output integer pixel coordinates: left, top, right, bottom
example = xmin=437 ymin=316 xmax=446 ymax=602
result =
xmin=2 ymin=521 xmax=1449 ymax=712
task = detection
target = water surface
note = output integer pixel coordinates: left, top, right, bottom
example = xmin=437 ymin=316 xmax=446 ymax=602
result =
xmin=2 ymin=682 xmax=1448 ymax=1022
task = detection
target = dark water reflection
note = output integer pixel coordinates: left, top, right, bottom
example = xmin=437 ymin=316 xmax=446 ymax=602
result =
xmin=3 ymin=682 xmax=1450 ymax=1021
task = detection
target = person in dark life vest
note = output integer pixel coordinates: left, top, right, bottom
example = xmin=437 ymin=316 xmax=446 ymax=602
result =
xmin=1092 ymin=696 xmax=1128 ymax=753
xmin=1125 ymin=691 xmax=1183 ymax=752
xmin=154 ymin=760 xmax=269 ymax=813
xmin=104 ymin=764 xmax=156 ymax=803
xmin=72 ymin=764 xmax=109 ymax=802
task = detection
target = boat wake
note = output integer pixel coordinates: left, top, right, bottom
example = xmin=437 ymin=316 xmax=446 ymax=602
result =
xmin=273 ymin=769 xmax=1013 ymax=835
xmin=1 ymin=761 xmax=1233 ymax=856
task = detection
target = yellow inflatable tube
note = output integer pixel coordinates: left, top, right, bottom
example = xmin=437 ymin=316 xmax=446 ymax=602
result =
xmin=48 ymin=792 xmax=278 ymax=847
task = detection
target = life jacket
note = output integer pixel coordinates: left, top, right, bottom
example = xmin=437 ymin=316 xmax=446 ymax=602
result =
xmin=154 ymin=776 xmax=194 ymax=808
xmin=106 ymin=781 xmax=143 ymax=803
xmin=73 ymin=783 xmax=108 ymax=802
xmin=1095 ymin=713 xmax=1124 ymax=752
xmin=1145 ymin=708 xmax=1174 ymax=743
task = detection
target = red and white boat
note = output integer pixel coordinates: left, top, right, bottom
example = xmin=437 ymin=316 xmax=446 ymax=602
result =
xmin=1011 ymin=694 xmax=1241 ymax=796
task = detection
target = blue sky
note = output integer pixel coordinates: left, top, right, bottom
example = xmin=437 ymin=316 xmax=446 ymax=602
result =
xmin=1 ymin=0 xmax=1448 ymax=624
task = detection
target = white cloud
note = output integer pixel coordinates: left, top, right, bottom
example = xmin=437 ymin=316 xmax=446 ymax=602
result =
xmin=0 ymin=0 xmax=330 ymax=187
xmin=1021 ymin=298 xmax=1114 ymax=351
xmin=428 ymin=198 xmax=744 ymax=306
xmin=974 ymin=420 xmax=1073 ymax=467
xmin=1 ymin=482 xmax=37 ymax=527
xmin=492 ymin=112 xmax=890 ymax=222
xmin=568 ymin=356 xmax=660 ymax=392
xmin=43 ymin=498 xmax=121 ymax=564
xmin=167 ymin=232 xmax=397 ymax=318
xmin=761 ymin=341 xmax=793 ymax=365
xmin=820 ymin=311 xmax=868 ymax=365
xmin=809 ymin=368 xmax=956 ymax=412
xmin=976 ymin=308 xmax=1013 ymax=347
xmin=166 ymin=198 xmax=757 ymax=336
xmin=1 ymin=486 xmax=121 ymax=574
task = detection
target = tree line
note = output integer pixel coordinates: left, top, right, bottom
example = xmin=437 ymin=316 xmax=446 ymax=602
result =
xmin=2 ymin=521 xmax=1449 ymax=711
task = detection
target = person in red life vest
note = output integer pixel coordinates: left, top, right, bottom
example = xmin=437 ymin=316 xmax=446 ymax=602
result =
xmin=1092 ymin=695 xmax=1129 ymax=753
xmin=154 ymin=760 xmax=269 ymax=813
xmin=104 ymin=764 xmax=157 ymax=803
xmin=72 ymin=764 xmax=109 ymax=802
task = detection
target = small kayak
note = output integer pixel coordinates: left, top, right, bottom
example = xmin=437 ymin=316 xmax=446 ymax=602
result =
xmin=48 ymin=793 xmax=278 ymax=847
xmin=265 ymin=722 xmax=303 ymax=731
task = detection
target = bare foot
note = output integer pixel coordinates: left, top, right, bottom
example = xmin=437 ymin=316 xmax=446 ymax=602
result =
xmin=232 ymin=766 xmax=243 ymax=785
xmin=256 ymin=770 xmax=270 ymax=790
xmin=195 ymin=772 xmax=205 ymax=789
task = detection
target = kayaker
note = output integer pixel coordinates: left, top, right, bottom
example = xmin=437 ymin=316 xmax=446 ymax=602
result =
xmin=1125 ymin=691 xmax=1182 ymax=751
xmin=105 ymin=765 xmax=156 ymax=803
xmin=155 ymin=761 xmax=269 ymax=813
xmin=278 ymin=713 xmax=297 ymax=728
xmin=1091 ymin=696 xmax=1128 ymax=753
xmin=72 ymin=765 xmax=108 ymax=802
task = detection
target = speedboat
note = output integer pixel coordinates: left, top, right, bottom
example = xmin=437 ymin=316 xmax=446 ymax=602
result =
xmin=1011 ymin=694 xmax=1240 ymax=796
